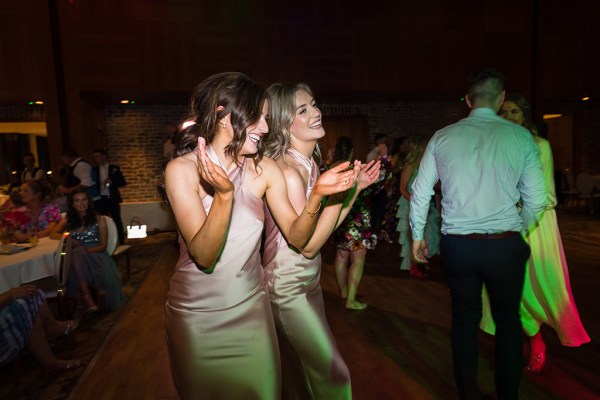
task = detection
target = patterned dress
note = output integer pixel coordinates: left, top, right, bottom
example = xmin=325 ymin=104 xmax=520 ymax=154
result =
xmin=331 ymin=159 xmax=390 ymax=251
xmin=166 ymin=148 xmax=280 ymax=400
xmin=68 ymin=221 xmax=124 ymax=309
xmin=396 ymin=168 xmax=441 ymax=270
xmin=263 ymin=148 xmax=351 ymax=400
xmin=2 ymin=203 xmax=61 ymax=234
xmin=0 ymin=288 xmax=45 ymax=366
xmin=480 ymin=137 xmax=590 ymax=346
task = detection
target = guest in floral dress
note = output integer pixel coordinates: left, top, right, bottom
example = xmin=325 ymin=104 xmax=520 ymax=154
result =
xmin=2 ymin=180 xmax=61 ymax=242
xmin=331 ymin=136 xmax=384 ymax=310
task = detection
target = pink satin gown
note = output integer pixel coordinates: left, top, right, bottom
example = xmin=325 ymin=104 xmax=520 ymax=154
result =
xmin=263 ymin=148 xmax=351 ymax=400
xmin=166 ymin=148 xmax=280 ymax=400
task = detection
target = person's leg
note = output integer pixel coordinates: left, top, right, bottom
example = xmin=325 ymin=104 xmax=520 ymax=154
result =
xmin=94 ymin=198 xmax=109 ymax=215
xmin=109 ymin=199 xmax=126 ymax=244
xmin=481 ymin=235 xmax=530 ymax=400
xmin=70 ymin=248 xmax=98 ymax=312
xmin=442 ymin=235 xmax=483 ymax=400
xmin=346 ymin=248 xmax=367 ymax=310
xmin=334 ymin=249 xmax=350 ymax=299
xmin=25 ymin=312 xmax=81 ymax=372
xmin=38 ymin=302 xmax=79 ymax=339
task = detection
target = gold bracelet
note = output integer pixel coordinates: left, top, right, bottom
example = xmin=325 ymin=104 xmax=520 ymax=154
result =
xmin=304 ymin=202 xmax=322 ymax=217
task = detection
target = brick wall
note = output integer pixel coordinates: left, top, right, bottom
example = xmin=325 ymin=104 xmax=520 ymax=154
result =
xmin=104 ymin=105 xmax=186 ymax=202
xmin=103 ymin=101 xmax=600 ymax=203
xmin=320 ymin=101 xmax=468 ymax=146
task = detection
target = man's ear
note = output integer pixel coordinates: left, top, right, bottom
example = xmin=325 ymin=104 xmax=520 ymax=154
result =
xmin=498 ymin=90 xmax=506 ymax=107
xmin=465 ymin=95 xmax=473 ymax=109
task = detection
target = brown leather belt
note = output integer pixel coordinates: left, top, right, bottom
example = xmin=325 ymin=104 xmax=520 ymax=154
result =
xmin=449 ymin=231 xmax=519 ymax=240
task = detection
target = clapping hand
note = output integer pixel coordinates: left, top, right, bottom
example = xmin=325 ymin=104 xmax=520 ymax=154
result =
xmin=196 ymin=137 xmax=234 ymax=196
xmin=313 ymin=161 xmax=358 ymax=197
xmin=356 ymin=160 xmax=381 ymax=191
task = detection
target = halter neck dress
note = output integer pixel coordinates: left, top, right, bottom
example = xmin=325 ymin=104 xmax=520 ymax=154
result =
xmin=263 ymin=148 xmax=351 ymax=399
xmin=165 ymin=147 xmax=280 ymax=400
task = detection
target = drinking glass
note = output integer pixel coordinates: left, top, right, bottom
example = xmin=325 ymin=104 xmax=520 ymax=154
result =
xmin=29 ymin=228 xmax=39 ymax=247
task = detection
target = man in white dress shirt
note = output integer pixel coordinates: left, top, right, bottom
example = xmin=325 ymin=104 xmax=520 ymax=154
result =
xmin=410 ymin=68 xmax=547 ymax=400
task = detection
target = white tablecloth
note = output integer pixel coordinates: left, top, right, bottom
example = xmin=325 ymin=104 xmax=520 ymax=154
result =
xmin=0 ymin=237 xmax=60 ymax=292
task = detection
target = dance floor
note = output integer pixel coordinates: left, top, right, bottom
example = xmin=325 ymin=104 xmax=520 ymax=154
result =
xmin=69 ymin=208 xmax=599 ymax=400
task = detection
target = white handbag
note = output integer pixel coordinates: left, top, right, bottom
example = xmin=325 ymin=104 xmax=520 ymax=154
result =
xmin=126 ymin=216 xmax=147 ymax=239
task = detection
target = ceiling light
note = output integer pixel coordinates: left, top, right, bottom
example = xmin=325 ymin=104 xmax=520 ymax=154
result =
xmin=543 ymin=114 xmax=562 ymax=120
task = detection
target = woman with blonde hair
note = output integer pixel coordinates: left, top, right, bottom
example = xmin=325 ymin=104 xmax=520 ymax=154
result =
xmin=395 ymin=135 xmax=441 ymax=277
xmin=263 ymin=82 xmax=379 ymax=399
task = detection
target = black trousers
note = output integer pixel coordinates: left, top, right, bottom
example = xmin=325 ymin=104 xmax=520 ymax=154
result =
xmin=442 ymin=234 xmax=530 ymax=400
xmin=95 ymin=196 xmax=125 ymax=244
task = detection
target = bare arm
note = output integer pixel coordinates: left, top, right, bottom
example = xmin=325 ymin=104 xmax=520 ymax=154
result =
xmin=49 ymin=217 xmax=68 ymax=240
xmin=165 ymin=138 xmax=234 ymax=271
xmin=301 ymin=160 xmax=380 ymax=258
xmin=265 ymin=160 xmax=356 ymax=249
xmin=399 ymin=164 xmax=415 ymax=201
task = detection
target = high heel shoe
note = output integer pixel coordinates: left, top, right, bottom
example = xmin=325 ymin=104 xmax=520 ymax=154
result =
xmin=526 ymin=351 xmax=546 ymax=373
xmin=409 ymin=263 xmax=427 ymax=279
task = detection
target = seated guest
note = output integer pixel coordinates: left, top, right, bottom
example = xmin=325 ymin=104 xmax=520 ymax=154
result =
xmin=50 ymin=189 xmax=124 ymax=313
xmin=21 ymin=152 xmax=46 ymax=183
xmin=2 ymin=180 xmax=61 ymax=242
xmin=0 ymin=188 xmax=25 ymax=221
xmin=0 ymin=285 xmax=81 ymax=373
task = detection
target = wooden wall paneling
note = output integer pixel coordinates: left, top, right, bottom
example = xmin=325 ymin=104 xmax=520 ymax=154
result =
xmin=319 ymin=115 xmax=369 ymax=163
xmin=546 ymin=115 xmax=574 ymax=173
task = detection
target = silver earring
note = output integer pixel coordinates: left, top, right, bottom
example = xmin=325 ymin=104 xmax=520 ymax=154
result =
xmin=220 ymin=122 xmax=227 ymax=129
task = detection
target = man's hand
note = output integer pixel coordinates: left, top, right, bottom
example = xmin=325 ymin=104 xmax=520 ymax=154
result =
xmin=412 ymin=239 xmax=429 ymax=264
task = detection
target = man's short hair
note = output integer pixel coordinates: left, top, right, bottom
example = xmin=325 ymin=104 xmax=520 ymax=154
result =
xmin=22 ymin=152 xmax=35 ymax=160
xmin=467 ymin=68 xmax=505 ymax=105
xmin=93 ymin=148 xmax=108 ymax=156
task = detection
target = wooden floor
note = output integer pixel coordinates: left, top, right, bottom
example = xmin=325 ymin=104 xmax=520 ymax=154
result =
xmin=69 ymin=210 xmax=599 ymax=400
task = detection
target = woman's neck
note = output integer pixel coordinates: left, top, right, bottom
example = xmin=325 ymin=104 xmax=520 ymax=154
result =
xmin=210 ymin=138 xmax=239 ymax=172
xmin=289 ymin=137 xmax=315 ymax=159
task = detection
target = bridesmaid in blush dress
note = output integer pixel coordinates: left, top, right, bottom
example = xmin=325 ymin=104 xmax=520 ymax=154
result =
xmin=163 ymin=73 xmax=358 ymax=400
xmin=262 ymin=83 xmax=380 ymax=400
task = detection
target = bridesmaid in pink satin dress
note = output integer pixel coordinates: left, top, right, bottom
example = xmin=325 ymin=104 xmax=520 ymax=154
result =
xmin=262 ymin=83 xmax=380 ymax=399
xmin=163 ymin=73 xmax=359 ymax=400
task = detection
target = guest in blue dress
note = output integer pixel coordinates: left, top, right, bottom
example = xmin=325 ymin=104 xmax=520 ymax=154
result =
xmin=50 ymin=189 xmax=124 ymax=313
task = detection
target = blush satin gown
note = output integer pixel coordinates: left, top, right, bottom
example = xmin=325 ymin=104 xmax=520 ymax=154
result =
xmin=165 ymin=148 xmax=280 ymax=400
xmin=263 ymin=148 xmax=351 ymax=400
xmin=481 ymin=137 xmax=590 ymax=347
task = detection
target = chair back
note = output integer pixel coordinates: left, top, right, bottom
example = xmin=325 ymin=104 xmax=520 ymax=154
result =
xmin=55 ymin=232 xmax=72 ymax=287
xmin=576 ymin=172 xmax=594 ymax=195
xmin=104 ymin=216 xmax=118 ymax=256
xmin=564 ymin=168 xmax=576 ymax=189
